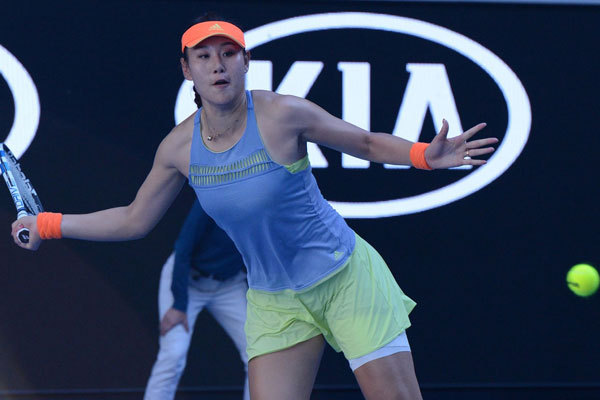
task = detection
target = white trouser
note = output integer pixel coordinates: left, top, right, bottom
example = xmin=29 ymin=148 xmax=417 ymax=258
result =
xmin=144 ymin=254 xmax=249 ymax=400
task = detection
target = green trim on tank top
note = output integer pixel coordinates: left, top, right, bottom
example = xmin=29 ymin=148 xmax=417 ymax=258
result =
xmin=190 ymin=148 xmax=276 ymax=187
xmin=189 ymin=152 xmax=309 ymax=188
xmin=284 ymin=155 xmax=309 ymax=174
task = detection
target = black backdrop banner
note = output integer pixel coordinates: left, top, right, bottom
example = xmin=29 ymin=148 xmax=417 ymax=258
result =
xmin=1 ymin=0 xmax=598 ymax=393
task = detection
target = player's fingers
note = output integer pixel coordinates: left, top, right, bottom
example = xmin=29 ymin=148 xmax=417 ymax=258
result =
xmin=463 ymin=158 xmax=488 ymax=166
xmin=183 ymin=317 xmax=189 ymax=332
xmin=466 ymin=137 xmax=499 ymax=149
xmin=432 ymin=119 xmax=449 ymax=142
xmin=461 ymin=123 xmax=488 ymax=141
xmin=464 ymin=147 xmax=496 ymax=158
xmin=11 ymin=216 xmax=27 ymax=228
xmin=12 ymin=231 xmax=28 ymax=248
xmin=11 ymin=221 xmax=23 ymax=235
xmin=11 ymin=223 xmax=23 ymax=238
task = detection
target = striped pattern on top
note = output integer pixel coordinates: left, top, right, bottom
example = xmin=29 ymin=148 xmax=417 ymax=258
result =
xmin=189 ymin=149 xmax=278 ymax=187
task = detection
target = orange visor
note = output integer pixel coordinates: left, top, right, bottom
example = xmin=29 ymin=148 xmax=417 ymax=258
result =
xmin=181 ymin=21 xmax=245 ymax=53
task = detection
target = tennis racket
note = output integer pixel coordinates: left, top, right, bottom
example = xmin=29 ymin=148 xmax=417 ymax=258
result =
xmin=0 ymin=143 xmax=44 ymax=243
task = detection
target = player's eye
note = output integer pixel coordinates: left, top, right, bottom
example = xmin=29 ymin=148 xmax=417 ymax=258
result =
xmin=223 ymin=48 xmax=238 ymax=57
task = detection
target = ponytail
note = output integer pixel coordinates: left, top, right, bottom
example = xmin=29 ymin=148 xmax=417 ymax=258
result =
xmin=193 ymin=86 xmax=202 ymax=108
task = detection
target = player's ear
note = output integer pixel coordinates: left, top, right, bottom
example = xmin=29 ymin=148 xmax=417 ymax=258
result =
xmin=181 ymin=57 xmax=193 ymax=81
xmin=243 ymin=50 xmax=250 ymax=73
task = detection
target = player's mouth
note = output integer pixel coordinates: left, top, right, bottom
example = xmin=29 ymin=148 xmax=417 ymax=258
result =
xmin=213 ymin=79 xmax=229 ymax=87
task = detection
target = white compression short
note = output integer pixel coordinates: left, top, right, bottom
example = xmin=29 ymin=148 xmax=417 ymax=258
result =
xmin=348 ymin=331 xmax=411 ymax=371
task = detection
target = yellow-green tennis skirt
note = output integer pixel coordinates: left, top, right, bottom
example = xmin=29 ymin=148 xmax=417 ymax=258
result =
xmin=245 ymin=233 xmax=416 ymax=360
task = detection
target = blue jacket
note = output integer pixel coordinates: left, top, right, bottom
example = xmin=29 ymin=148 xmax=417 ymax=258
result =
xmin=171 ymin=200 xmax=244 ymax=311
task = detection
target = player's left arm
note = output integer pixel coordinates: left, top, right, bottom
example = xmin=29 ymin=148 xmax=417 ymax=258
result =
xmin=279 ymin=95 xmax=497 ymax=169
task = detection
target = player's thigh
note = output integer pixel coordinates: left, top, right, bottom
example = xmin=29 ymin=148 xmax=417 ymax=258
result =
xmin=353 ymin=351 xmax=422 ymax=400
xmin=249 ymin=335 xmax=325 ymax=400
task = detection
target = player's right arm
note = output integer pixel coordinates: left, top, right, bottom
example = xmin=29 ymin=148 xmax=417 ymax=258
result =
xmin=11 ymin=128 xmax=188 ymax=250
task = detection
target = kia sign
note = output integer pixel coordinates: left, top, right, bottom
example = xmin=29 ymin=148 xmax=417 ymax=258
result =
xmin=176 ymin=12 xmax=531 ymax=218
xmin=0 ymin=44 xmax=40 ymax=159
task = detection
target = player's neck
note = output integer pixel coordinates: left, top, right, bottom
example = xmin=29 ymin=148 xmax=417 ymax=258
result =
xmin=201 ymin=95 xmax=247 ymax=142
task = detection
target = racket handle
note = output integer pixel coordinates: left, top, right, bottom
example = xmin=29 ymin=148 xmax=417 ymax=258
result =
xmin=17 ymin=227 xmax=30 ymax=244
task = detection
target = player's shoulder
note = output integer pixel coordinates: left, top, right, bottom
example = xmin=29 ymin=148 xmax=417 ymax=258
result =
xmin=252 ymin=90 xmax=309 ymax=121
xmin=163 ymin=112 xmax=195 ymax=146
xmin=156 ymin=111 xmax=195 ymax=163
xmin=173 ymin=111 xmax=197 ymax=136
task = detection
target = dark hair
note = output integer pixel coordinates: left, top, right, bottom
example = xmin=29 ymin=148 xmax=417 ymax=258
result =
xmin=181 ymin=13 xmax=246 ymax=109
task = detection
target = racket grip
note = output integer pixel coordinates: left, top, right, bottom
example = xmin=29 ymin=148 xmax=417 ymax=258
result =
xmin=17 ymin=227 xmax=30 ymax=244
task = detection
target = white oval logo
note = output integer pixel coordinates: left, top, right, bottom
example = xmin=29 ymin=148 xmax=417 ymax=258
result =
xmin=0 ymin=44 xmax=40 ymax=159
xmin=175 ymin=12 xmax=531 ymax=218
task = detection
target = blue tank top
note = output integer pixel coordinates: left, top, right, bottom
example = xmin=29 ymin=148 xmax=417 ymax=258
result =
xmin=188 ymin=91 xmax=356 ymax=292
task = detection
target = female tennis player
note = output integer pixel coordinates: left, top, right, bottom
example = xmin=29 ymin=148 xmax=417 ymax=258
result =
xmin=12 ymin=18 xmax=497 ymax=400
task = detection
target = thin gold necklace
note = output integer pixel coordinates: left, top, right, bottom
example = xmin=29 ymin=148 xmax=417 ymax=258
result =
xmin=202 ymin=110 xmax=226 ymax=141
xmin=202 ymin=104 xmax=245 ymax=142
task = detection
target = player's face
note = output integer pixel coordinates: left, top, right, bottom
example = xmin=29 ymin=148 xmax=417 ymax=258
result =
xmin=181 ymin=36 xmax=249 ymax=107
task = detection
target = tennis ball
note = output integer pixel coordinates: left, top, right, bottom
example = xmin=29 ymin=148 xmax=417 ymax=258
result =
xmin=566 ymin=263 xmax=599 ymax=297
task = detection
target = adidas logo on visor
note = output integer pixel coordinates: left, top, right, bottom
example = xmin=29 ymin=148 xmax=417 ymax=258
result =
xmin=209 ymin=24 xmax=224 ymax=31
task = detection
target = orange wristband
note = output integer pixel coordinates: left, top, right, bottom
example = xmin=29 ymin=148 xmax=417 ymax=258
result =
xmin=410 ymin=142 xmax=432 ymax=170
xmin=37 ymin=212 xmax=63 ymax=239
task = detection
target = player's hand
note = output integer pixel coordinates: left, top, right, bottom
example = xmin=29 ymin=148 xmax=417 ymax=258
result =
xmin=160 ymin=308 xmax=189 ymax=336
xmin=425 ymin=120 xmax=498 ymax=170
xmin=11 ymin=215 xmax=41 ymax=251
